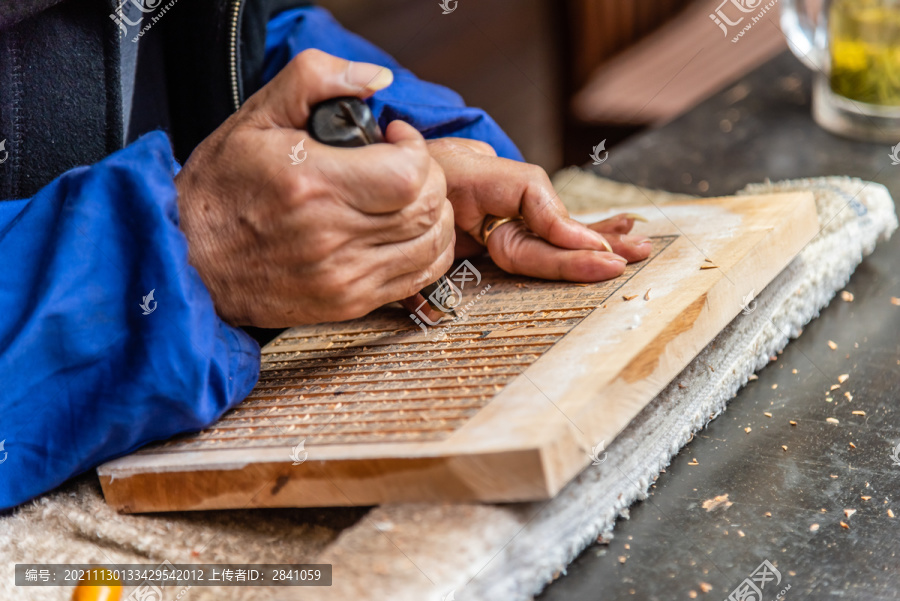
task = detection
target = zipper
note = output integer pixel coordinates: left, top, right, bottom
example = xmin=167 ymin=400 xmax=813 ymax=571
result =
xmin=228 ymin=0 xmax=244 ymax=112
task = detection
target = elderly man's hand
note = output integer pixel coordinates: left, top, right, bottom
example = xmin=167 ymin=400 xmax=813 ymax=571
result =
xmin=175 ymin=49 xmax=455 ymax=328
xmin=427 ymin=138 xmax=652 ymax=281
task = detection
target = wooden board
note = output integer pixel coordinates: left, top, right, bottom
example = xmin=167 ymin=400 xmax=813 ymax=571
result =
xmin=99 ymin=193 xmax=819 ymax=513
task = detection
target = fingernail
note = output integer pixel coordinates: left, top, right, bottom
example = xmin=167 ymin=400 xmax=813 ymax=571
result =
xmin=624 ymin=213 xmax=649 ymax=223
xmin=590 ymin=231 xmax=614 ymax=253
xmin=350 ymin=62 xmax=394 ymax=92
xmin=606 ymin=254 xmax=628 ymax=264
xmin=622 ymin=235 xmax=651 ymax=245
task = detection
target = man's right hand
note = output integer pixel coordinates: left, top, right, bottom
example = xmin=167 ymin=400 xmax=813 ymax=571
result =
xmin=175 ymin=49 xmax=455 ymax=328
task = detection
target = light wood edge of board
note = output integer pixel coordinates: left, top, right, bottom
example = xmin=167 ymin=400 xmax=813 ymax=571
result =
xmin=98 ymin=448 xmax=558 ymax=512
xmin=98 ymin=192 xmax=820 ymax=512
xmin=563 ymin=191 xmax=820 ymax=448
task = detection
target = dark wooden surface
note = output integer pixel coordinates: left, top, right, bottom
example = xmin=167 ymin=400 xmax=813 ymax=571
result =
xmin=540 ymin=51 xmax=900 ymax=601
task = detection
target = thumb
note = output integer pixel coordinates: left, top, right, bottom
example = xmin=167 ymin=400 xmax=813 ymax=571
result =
xmin=251 ymin=48 xmax=393 ymax=129
xmin=383 ymin=119 xmax=426 ymax=145
xmin=378 ymin=119 xmax=431 ymax=171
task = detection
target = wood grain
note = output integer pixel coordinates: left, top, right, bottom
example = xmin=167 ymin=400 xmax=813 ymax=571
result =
xmin=99 ymin=192 xmax=819 ymax=513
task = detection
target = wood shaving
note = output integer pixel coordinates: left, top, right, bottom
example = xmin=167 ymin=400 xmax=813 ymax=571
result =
xmin=623 ymin=294 xmax=638 ymax=301
xmin=764 ymin=412 xmax=773 ymax=418
xmin=644 ymin=289 xmax=651 ymax=301
xmin=809 ymin=523 xmax=819 ymax=532
xmin=704 ymin=258 xmax=714 ymax=263
xmin=699 ymin=582 xmax=713 ymax=593
xmin=844 ymin=508 xmax=856 ymax=518
xmin=852 ymin=411 xmax=866 ymax=416
xmin=830 ymin=384 xmax=841 ymax=391
xmin=838 ymin=374 xmax=849 ymax=383
xmin=828 ymin=340 xmax=838 ymax=350
xmin=789 ymin=420 xmax=797 ymax=426
xmin=700 ymin=264 xmax=719 ymax=270
xmin=765 ymin=512 xmax=772 ymax=517
xmin=737 ymin=530 xmax=745 ymax=537
xmin=841 ymin=291 xmax=854 ymax=302
xmin=849 ymin=442 xmax=857 ymax=449
xmin=744 ymin=427 xmax=752 ymax=433
xmin=792 ymin=369 xmax=798 ymax=374
xmin=772 ymin=384 xmax=778 ymax=390
xmin=618 ymin=555 xmax=627 ymax=564
xmin=889 ymin=509 xmax=895 ymax=518
xmin=689 ymin=591 xmax=698 ymax=599
xmin=861 ymin=496 xmax=871 ymax=501
xmin=688 ymin=459 xmax=699 ymax=466
xmin=830 ymin=475 xmax=838 ymax=479
xmin=702 ymin=494 xmax=733 ymax=512
xmin=826 ymin=417 xmax=840 ymax=424
xmin=845 ymin=392 xmax=853 ymax=401
xmin=748 ymin=374 xmax=758 ymax=381
xmin=781 ymin=445 xmax=788 ymax=452
xmin=840 ymin=521 xmax=849 ymax=529
xmin=892 ymin=297 xmax=900 ymax=306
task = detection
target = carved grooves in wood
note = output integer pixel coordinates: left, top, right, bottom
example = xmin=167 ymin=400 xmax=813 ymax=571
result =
xmin=143 ymin=237 xmax=677 ymax=453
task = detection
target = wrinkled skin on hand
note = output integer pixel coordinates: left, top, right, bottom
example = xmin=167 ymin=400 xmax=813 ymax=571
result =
xmin=427 ymin=137 xmax=652 ymax=281
xmin=176 ymin=50 xmax=455 ymax=327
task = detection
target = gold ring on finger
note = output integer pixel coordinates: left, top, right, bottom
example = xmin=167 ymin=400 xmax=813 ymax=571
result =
xmin=480 ymin=215 xmax=524 ymax=246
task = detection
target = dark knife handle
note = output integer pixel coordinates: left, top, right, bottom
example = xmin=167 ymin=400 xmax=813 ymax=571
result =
xmin=309 ymin=97 xmax=384 ymax=147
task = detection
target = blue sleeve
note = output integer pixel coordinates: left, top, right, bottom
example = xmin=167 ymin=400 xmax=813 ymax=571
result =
xmin=262 ymin=6 xmax=524 ymax=161
xmin=0 ymin=132 xmax=261 ymax=510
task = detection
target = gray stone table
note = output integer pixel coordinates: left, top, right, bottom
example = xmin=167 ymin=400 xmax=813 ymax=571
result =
xmin=540 ymin=51 xmax=900 ymax=601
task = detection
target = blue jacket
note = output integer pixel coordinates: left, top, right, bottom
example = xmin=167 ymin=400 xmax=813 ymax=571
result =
xmin=0 ymin=7 xmax=520 ymax=510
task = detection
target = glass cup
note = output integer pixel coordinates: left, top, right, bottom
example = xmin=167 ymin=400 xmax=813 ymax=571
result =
xmin=781 ymin=0 xmax=900 ymax=141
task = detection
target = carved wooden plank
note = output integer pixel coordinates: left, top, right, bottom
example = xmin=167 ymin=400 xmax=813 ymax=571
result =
xmin=99 ymin=193 xmax=819 ymax=512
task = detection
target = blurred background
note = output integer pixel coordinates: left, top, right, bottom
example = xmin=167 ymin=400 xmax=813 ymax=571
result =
xmin=318 ymin=0 xmax=788 ymax=171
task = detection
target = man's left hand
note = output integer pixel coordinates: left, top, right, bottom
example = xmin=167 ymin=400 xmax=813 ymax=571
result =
xmin=426 ymin=138 xmax=653 ymax=282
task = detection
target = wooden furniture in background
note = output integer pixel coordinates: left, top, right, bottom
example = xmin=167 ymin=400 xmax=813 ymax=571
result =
xmin=99 ymin=192 xmax=818 ymax=512
xmin=564 ymin=0 xmax=692 ymax=95
xmin=561 ymin=0 xmax=788 ymax=164
xmin=571 ymin=0 xmax=788 ymax=127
